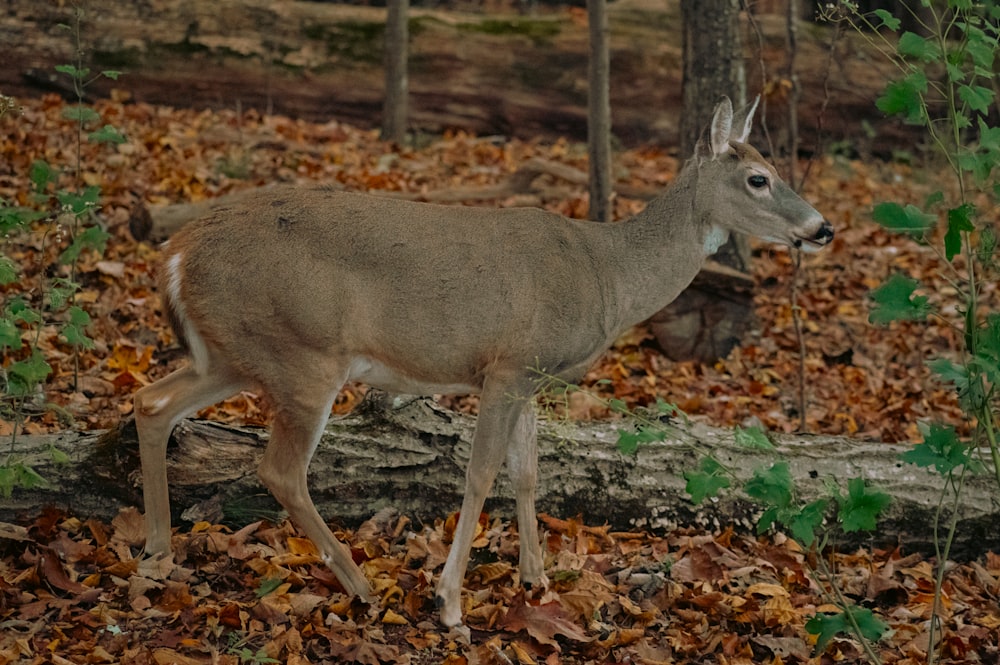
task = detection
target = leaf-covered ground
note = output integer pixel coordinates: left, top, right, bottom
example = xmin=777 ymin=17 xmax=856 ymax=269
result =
xmin=2 ymin=507 xmax=999 ymax=664
xmin=0 ymin=95 xmax=978 ymax=441
xmin=2 ymin=97 xmax=998 ymax=663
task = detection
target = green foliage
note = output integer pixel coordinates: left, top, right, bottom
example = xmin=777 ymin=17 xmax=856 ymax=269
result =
xmin=1 ymin=4 xmax=123 ymax=496
xmin=733 ymin=425 xmax=774 ymax=450
xmin=683 ymin=457 xmax=730 ymax=504
xmin=832 ymin=1 xmax=1000 ymax=661
xmin=228 ymin=648 xmax=280 ymax=665
xmin=0 ymin=461 xmax=46 ymax=498
xmin=870 ymin=201 xmax=935 ymax=235
xmin=902 ymin=422 xmax=978 ymax=474
xmin=837 ymin=478 xmax=892 ymax=533
xmin=806 ymin=607 xmax=888 ymax=654
xmin=867 ymin=273 xmax=930 ymax=324
xmin=255 ymin=576 xmax=284 ymax=598
xmin=616 ymin=424 xmax=665 ymax=455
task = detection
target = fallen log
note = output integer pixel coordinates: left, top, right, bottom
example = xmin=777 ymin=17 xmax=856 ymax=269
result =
xmin=1 ymin=398 xmax=997 ymax=559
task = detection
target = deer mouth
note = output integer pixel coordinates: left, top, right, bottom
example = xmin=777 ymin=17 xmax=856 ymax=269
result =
xmin=793 ymin=221 xmax=835 ymax=252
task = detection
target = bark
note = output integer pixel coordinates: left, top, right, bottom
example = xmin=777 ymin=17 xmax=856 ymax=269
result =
xmin=586 ymin=0 xmax=612 ymax=223
xmin=659 ymin=0 xmax=754 ymax=363
xmin=2 ymin=398 xmax=998 ymax=560
xmin=382 ymin=0 xmax=409 ymax=142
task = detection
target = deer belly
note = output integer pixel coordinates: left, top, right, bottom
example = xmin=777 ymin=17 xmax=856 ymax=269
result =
xmin=347 ymin=356 xmax=479 ymax=396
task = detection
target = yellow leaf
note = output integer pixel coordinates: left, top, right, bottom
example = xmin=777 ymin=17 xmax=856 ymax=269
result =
xmin=509 ymin=641 xmax=536 ymax=665
xmin=381 ymin=608 xmax=409 ymax=625
xmin=286 ymin=537 xmax=319 ymax=556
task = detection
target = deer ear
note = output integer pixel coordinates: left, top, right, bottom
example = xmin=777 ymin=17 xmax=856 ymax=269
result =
xmin=731 ymin=95 xmax=760 ymax=143
xmin=709 ymin=96 xmax=734 ymax=157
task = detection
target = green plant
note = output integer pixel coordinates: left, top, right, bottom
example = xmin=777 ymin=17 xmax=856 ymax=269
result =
xmin=224 ymin=632 xmax=281 ymax=665
xmin=536 ymin=371 xmax=892 ymax=660
xmin=827 ymin=2 xmax=1000 ymax=662
xmin=0 ymin=3 xmax=123 ymax=493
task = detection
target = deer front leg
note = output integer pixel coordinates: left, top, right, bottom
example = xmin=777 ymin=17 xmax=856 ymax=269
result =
xmin=506 ymin=405 xmax=548 ymax=592
xmin=256 ymin=392 xmax=372 ymax=600
xmin=134 ymin=366 xmax=246 ymax=556
xmin=436 ymin=376 xmax=531 ymax=628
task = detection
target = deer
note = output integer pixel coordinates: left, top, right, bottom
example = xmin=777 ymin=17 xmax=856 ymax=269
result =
xmin=133 ymin=96 xmax=833 ymax=629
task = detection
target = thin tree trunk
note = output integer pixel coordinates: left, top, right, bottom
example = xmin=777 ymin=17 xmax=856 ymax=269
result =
xmin=586 ymin=0 xmax=612 ymax=223
xmin=786 ymin=0 xmax=800 ymax=188
xmin=653 ymin=0 xmax=753 ymax=363
xmin=382 ymin=0 xmax=409 ymax=143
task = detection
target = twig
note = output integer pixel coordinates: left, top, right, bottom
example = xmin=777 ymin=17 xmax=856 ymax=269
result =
xmin=791 ymin=250 xmax=807 ymax=432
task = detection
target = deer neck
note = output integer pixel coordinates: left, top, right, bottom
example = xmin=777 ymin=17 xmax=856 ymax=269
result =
xmin=603 ymin=161 xmax=725 ymax=332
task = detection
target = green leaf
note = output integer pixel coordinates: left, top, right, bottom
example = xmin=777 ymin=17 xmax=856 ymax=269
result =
xmin=898 ymin=31 xmax=939 ymax=62
xmin=924 ymin=190 xmax=944 ymax=209
xmin=61 ymin=105 xmax=101 ymax=124
xmin=60 ymin=224 xmax=110 ymax=264
xmin=608 ymin=398 xmax=628 ymax=413
xmin=684 ymin=457 xmax=731 ymax=504
xmin=958 ymin=84 xmax=994 ymax=114
xmin=756 ymin=506 xmax=780 ymax=535
xmin=734 ymin=425 xmax=774 ymax=451
xmin=745 ymin=462 xmax=793 ymax=509
xmin=0 ymin=206 xmax=46 ymax=234
xmin=62 ymin=306 xmax=95 ymax=349
xmin=616 ymin=425 xmax=664 ymax=455
xmin=54 ymin=63 xmax=89 ymax=79
xmin=838 ymin=477 xmax=890 ymax=533
xmin=0 ymin=317 xmax=21 ymax=350
xmin=944 ymin=203 xmax=976 ymax=261
xmin=256 ymin=576 xmax=284 ymax=598
xmin=789 ymin=499 xmax=829 ymax=547
xmin=871 ymin=202 xmax=935 ymax=235
xmin=928 ymin=357 xmax=987 ymax=411
xmin=56 ymin=186 xmax=101 ymax=216
xmin=902 ymin=422 xmax=970 ymax=474
xmin=806 ymin=612 xmax=847 ymax=652
xmin=872 ymin=9 xmax=900 ymax=31
xmin=868 ymin=274 xmax=931 ymax=325
xmin=964 ymin=30 xmax=995 ymax=70
xmin=0 ymin=256 xmax=17 ymax=284
xmin=88 ymin=124 xmax=127 ymax=145
xmin=48 ymin=445 xmax=71 ymax=465
xmin=29 ymin=159 xmax=57 ymax=193
xmin=806 ymin=607 xmax=888 ymax=654
xmin=11 ymin=303 xmax=42 ymax=326
xmin=877 ymin=72 xmax=927 ymax=123
xmin=0 ymin=462 xmax=47 ymax=498
xmin=8 ymin=352 xmax=52 ymax=395
xmin=101 ymin=70 xmax=122 ymax=80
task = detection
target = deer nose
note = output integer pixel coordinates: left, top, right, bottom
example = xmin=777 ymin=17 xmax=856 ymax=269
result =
xmin=813 ymin=220 xmax=835 ymax=245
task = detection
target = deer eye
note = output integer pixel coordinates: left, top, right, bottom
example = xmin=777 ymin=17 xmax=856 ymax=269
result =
xmin=748 ymin=174 xmax=769 ymax=189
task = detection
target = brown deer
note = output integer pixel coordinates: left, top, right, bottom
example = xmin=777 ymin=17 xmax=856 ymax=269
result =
xmin=133 ymin=96 xmax=833 ymax=628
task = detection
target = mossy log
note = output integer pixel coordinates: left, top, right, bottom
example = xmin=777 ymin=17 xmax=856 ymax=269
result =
xmin=2 ymin=398 xmax=997 ymax=559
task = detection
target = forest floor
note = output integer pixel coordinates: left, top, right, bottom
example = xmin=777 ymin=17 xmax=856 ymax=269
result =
xmin=0 ymin=93 xmax=997 ymax=664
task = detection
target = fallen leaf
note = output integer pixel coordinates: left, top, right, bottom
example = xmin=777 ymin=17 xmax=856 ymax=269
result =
xmin=501 ymin=596 xmax=592 ymax=649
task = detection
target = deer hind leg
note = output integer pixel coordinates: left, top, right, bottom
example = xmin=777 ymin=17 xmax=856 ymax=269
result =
xmin=506 ymin=405 xmax=548 ymax=592
xmin=134 ymin=365 xmax=248 ymax=556
xmin=256 ymin=387 xmax=372 ymax=600
xmin=436 ymin=375 xmax=533 ymax=628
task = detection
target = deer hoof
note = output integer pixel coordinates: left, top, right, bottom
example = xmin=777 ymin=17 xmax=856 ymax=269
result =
xmin=435 ymin=594 xmax=464 ymax=630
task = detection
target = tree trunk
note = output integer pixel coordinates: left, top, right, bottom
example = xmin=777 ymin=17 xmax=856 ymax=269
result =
xmin=586 ymin=0 xmax=612 ymax=223
xmin=3 ymin=398 xmax=998 ymax=560
xmin=382 ymin=0 xmax=409 ymax=143
xmin=653 ymin=0 xmax=753 ymax=363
